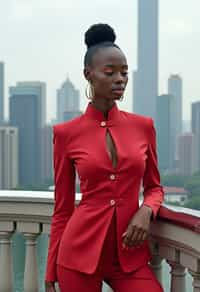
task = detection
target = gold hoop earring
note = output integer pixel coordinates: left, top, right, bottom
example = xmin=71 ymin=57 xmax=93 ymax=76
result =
xmin=85 ymin=82 xmax=95 ymax=100
xmin=119 ymin=95 xmax=124 ymax=102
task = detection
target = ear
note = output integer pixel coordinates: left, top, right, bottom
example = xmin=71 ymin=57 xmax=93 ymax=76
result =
xmin=83 ymin=66 xmax=92 ymax=83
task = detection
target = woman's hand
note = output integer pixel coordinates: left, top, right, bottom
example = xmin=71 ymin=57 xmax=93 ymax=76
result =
xmin=45 ymin=281 xmax=56 ymax=292
xmin=122 ymin=205 xmax=153 ymax=249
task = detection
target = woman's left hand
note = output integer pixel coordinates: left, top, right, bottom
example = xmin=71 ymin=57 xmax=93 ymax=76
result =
xmin=122 ymin=205 xmax=153 ymax=249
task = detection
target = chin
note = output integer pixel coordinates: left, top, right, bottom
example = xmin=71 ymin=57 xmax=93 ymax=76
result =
xmin=113 ymin=96 xmax=122 ymax=100
xmin=102 ymin=95 xmax=121 ymax=102
xmin=107 ymin=95 xmax=121 ymax=100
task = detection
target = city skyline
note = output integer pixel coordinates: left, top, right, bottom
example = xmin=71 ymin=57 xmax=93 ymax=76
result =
xmin=0 ymin=0 xmax=200 ymax=122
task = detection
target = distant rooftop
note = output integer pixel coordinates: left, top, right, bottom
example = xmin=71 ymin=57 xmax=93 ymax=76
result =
xmin=164 ymin=186 xmax=188 ymax=194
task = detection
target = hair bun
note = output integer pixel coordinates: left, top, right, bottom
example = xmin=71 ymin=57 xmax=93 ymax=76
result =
xmin=85 ymin=23 xmax=116 ymax=49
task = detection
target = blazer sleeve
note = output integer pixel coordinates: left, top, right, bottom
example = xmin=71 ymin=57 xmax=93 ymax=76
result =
xmin=45 ymin=125 xmax=76 ymax=282
xmin=141 ymin=117 xmax=164 ymax=220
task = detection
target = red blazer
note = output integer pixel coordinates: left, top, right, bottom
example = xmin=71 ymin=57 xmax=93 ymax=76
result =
xmin=45 ymin=101 xmax=164 ymax=282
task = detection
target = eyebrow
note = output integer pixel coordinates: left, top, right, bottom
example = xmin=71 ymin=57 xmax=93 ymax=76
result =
xmin=104 ymin=64 xmax=128 ymax=69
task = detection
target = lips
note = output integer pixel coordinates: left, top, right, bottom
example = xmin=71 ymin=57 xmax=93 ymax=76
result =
xmin=112 ymin=88 xmax=125 ymax=96
xmin=112 ymin=87 xmax=125 ymax=90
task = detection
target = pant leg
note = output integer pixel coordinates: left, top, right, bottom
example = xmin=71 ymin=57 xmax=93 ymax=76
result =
xmin=55 ymin=210 xmax=117 ymax=292
xmin=56 ymin=264 xmax=102 ymax=292
xmin=101 ymin=211 xmax=164 ymax=292
xmin=106 ymin=264 xmax=164 ymax=292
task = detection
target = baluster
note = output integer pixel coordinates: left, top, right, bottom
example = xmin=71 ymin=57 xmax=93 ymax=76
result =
xmin=150 ymin=254 xmax=163 ymax=283
xmin=167 ymin=260 xmax=186 ymax=292
xmin=23 ymin=233 xmax=40 ymax=292
xmin=0 ymin=232 xmax=13 ymax=292
xmin=190 ymin=271 xmax=200 ymax=292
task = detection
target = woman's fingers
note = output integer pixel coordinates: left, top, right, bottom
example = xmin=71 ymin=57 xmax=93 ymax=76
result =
xmin=45 ymin=282 xmax=56 ymax=292
xmin=122 ymin=225 xmax=147 ymax=247
xmin=131 ymin=229 xmax=147 ymax=246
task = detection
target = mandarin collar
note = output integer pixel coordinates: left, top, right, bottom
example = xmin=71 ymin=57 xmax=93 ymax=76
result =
xmin=84 ymin=101 xmax=121 ymax=122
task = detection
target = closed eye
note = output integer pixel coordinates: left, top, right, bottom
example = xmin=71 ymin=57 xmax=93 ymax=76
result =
xmin=104 ymin=71 xmax=114 ymax=76
xmin=121 ymin=71 xmax=128 ymax=76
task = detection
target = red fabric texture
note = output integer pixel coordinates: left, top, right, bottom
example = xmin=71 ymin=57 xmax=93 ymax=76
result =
xmin=56 ymin=211 xmax=163 ymax=291
xmin=45 ymin=101 xmax=164 ymax=282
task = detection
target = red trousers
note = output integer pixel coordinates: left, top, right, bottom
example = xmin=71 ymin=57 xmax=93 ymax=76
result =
xmin=56 ymin=211 xmax=163 ymax=292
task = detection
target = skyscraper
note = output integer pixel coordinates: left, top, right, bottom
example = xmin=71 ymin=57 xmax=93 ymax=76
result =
xmin=177 ymin=133 xmax=198 ymax=176
xmin=41 ymin=125 xmax=53 ymax=181
xmin=0 ymin=126 xmax=18 ymax=189
xmin=156 ymin=94 xmax=174 ymax=172
xmin=168 ymin=74 xmax=183 ymax=161
xmin=57 ymin=77 xmax=80 ymax=123
xmin=191 ymin=101 xmax=200 ymax=171
xmin=11 ymin=81 xmax=46 ymax=127
xmin=133 ymin=0 xmax=158 ymax=121
xmin=9 ymin=82 xmax=46 ymax=186
xmin=168 ymin=75 xmax=182 ymax=136
xmin=0 ymin=62 xmax=5 ymax=124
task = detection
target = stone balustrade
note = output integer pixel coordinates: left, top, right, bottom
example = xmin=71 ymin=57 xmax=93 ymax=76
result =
xmin=0 ymin=190 xmax=200 ymax=292
xmin=150 ymin=205 xmax=200 ymax=292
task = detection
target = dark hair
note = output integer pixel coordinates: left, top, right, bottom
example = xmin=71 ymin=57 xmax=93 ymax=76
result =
xmin=84 ymin=23 xmax=121 ymax=67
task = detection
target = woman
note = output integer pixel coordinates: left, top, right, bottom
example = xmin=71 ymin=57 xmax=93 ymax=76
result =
xmin=45 ymin=23 xmax=164 ymax=292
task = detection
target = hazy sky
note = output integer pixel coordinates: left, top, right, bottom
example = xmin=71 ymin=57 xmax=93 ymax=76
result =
xmin=0 ymin=0 xmax=200 ymax=122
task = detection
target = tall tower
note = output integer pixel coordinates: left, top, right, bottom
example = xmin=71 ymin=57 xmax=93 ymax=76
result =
xmin=13 ymin=81 xmax=47 ymax=127
xmin=9 ymin=82 xmax=46 ymax=186
xmin=56 ymin=77 xmax=80 ymax=123
xmin=177 ymin=133 xmax=198 ymax=176
xmin=0 ymin=62 xmax=5 ymax=124
xmin=168 ymin=74 xmax=183 ymax=162
xmin=191 ymin=101 xmax=200 ymax=171
xmin=168 ymin=74 xmax=183 ymax=135
xmin=133 ymin=0 xmax=158 ymax=122
xmin=0 ymin=126 xmax=19 ymax=189
xmin=156 ymin=94 xmax=174 ymax=172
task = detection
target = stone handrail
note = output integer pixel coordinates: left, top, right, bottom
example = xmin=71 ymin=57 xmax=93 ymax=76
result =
xmin=0 ymin=190 xmax=200 ymax=292
xmin=150 ymin=205 xmax=200 ymax=292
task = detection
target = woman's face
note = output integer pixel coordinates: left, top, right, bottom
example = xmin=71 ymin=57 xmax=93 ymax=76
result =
xmin=84 ymin=46 xmax=128 ymax=101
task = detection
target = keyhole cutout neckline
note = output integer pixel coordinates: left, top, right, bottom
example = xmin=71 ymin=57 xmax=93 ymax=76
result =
xmin=105 ymin=128 xmax=118 ymax=169
xmin=84 ymin=101 xmax=121 ymax=170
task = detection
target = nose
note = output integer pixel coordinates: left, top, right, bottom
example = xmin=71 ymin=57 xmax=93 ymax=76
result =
xmin=115 ymin=72 xmax=126 ymax=84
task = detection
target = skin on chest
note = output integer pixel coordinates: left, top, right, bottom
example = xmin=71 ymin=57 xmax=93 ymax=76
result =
xmin=105 ymin=128 xmax=118 ymax=169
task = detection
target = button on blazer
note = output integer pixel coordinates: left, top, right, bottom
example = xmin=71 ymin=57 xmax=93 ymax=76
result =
xmin=45 ymin=101 xmax=164 ymax=282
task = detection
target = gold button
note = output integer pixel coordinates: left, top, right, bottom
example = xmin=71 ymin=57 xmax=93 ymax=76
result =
xmin=110 ymin=199 xmax=115 ymax=206
xmin=110 ymin=174 xmax=115 ymax=180
xmin=100 ymin=121 xmax=106 ymax=127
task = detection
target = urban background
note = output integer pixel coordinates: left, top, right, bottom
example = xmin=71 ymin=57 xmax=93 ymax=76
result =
xmin=0 ymin=0 xmax=200 ymax=291
xmin=0 ymin=0 xmax=200 ymax=210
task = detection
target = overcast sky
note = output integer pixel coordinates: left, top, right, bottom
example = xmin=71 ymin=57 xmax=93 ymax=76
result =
xmin=0 ymin=0 xmax=200 ymax=122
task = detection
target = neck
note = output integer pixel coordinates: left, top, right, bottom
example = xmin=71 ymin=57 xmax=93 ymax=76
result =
xmin=90 ymin=98 xmax=116 ymax=120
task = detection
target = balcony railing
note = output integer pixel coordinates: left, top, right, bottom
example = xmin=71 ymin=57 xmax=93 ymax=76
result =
xmin=0 ymin=190 xmax=200 ymax=292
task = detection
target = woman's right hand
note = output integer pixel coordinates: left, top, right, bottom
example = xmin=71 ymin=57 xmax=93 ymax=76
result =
xmin=45 ymin=281 xmax=56 ymax=292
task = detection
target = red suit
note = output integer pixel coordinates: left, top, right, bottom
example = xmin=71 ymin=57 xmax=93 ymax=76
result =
xmin=45 ymin=101 xmax=164 ymax=284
